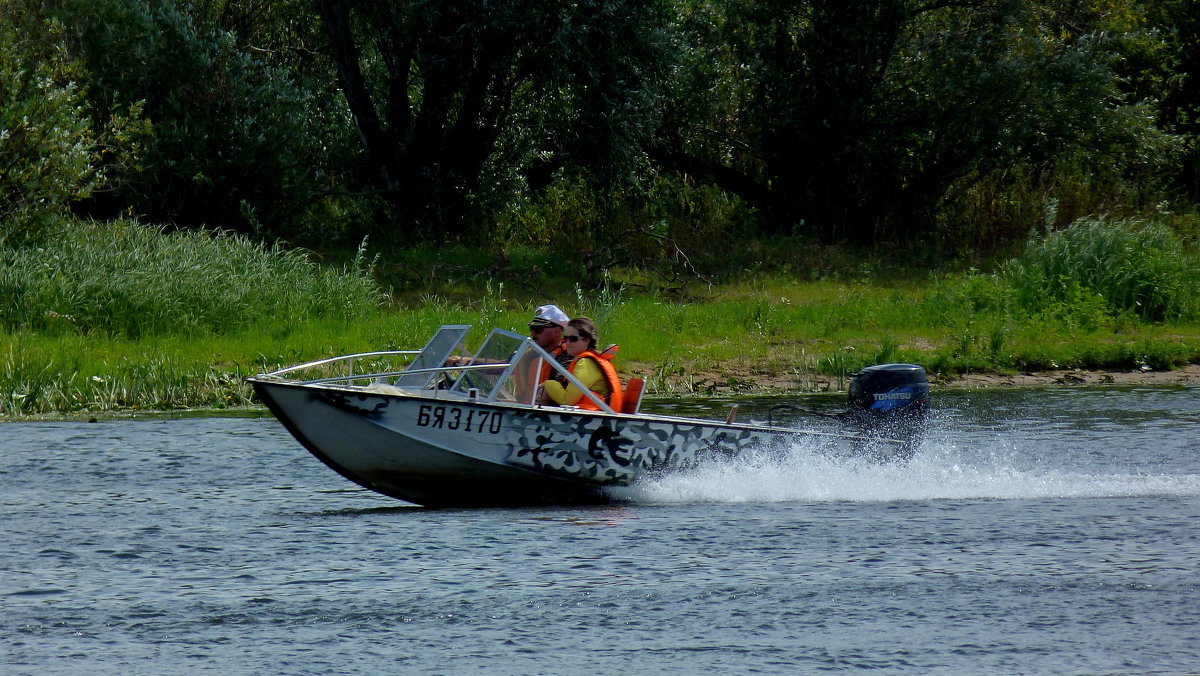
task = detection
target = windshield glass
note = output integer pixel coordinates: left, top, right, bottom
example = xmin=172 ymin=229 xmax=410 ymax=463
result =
xmin=446 ymin=327 xmax=609 ymax=410
xmin=451 ymin=329 xmax=549 ymax=404
xmin=393 ymin=324 xmax=470 ymax=388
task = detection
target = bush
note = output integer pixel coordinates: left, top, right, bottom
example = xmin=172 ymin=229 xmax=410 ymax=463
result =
xmin=0 ymin=219 xmax=385 ymax=338
xmin=1004 ymin=217 xmax=1199 ymax=322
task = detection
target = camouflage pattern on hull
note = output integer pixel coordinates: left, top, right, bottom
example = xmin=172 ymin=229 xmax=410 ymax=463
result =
xmin=250 ymin=324 xmax=889 ymax=506
xmin=253 ymin=379 xmax=839 ymax=505
xmin=301 ymin=384 xmax=794 ymax=487
xmin=506 ymin=409 xmax=790 ymax=485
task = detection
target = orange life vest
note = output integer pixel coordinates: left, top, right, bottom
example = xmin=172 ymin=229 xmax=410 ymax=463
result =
xmin=514 ymin=343 xmax=565 ymax=404
xmin=568 ymin=348 xmax=623 ymax=412
xmin=538 ymin=343 xmax=566 ymax=384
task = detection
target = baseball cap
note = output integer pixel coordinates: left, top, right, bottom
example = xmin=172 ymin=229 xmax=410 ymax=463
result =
xmin=529 ymin=304 xmax=569 ymax=328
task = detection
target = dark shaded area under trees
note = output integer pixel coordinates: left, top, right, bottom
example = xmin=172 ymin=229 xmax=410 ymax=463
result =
xmin=3 ymin=0 xmax=1198 ymax=269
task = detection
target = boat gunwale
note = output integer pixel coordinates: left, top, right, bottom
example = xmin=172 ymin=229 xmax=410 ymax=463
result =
xmin=247 ymin=375 xmax=895 ymax=444
xmin=248 ymin=324 xmax=906 ymax=445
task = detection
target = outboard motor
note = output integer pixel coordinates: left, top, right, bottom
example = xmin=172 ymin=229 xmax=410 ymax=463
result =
xmin=845 ymin=363 xmax=931 ymax=461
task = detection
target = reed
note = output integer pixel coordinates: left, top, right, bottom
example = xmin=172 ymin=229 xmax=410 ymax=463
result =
xmin=0 ymin=219 xmax=385 ymax=338
xmin=1004 ymin=217 xmax=1199 ymax=322
xmin=5 ymin=291 xmax=1200 ymax=416
xmin=4 ymin=217 xmax=1200 ymax=415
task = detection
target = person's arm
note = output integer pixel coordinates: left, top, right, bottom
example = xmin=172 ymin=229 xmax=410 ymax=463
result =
xmin=543 ymin=358 xmax=606 ymax=405
xmin=542 ymin=378 xmax=584 ymax=405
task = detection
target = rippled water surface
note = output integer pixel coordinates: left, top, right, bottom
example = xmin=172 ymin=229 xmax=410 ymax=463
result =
xmin=3 ymin=387 xmax=1199 ymax=674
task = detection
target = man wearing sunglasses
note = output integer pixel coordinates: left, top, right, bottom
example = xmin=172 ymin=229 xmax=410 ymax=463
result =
xmin=528 ymin=304 xmax=573 ymax=381
xmin=446 ymin=304 xmax=569 ymax=372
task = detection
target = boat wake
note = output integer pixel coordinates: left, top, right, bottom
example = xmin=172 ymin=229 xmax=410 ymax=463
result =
xmin=613 ymin=439 xmax=1200 ymax=505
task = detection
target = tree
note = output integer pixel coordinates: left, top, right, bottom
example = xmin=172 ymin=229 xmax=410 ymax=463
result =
xmin=652 ymin=0 xmax=1175 ymax=247
xmin=1142 ymin=0 xmax=1200 ymax=201
xmin=313 ymin=0 xmax=668 ymax=239
xmin=39 ymin=0 xmax=338 ymax=237
xmin=0 ymin=3 xmax=143 ymax=242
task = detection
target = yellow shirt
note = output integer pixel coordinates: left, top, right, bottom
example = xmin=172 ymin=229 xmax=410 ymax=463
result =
xmin=543 ymin=357 xmax=611 ymax=406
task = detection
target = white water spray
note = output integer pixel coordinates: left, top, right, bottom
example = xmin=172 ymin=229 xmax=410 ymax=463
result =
xmin=612 ymin=437 xmax=1200 ymax=505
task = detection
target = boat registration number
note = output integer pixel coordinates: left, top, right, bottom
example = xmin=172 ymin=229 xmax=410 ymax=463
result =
xmin=416 ymin=404 xmax=503 ymax=434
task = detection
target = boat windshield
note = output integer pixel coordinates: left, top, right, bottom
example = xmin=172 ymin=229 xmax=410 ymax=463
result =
xmin=393 ymin=324 xmax=470 ymax=389
xmin=448 ymin=328 xmax=611 ymax=411
xmin=450 ymin=329 xmax=542 ymax=405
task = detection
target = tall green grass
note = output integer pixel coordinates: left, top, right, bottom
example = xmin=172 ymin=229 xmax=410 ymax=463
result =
xmin=1 ymin=332 xmax=254 ymax=414
xmin=0 ymin=218 xmax=385 ymax=338
xmin=5 ymin=278 xmax=1200 ymax=415
xmin=1004 ymin=217 xmax=1199 ymax=322
xmin=4 ymin=215 xmax=1200 ymax=416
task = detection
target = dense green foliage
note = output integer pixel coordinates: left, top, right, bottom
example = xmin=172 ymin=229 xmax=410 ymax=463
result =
xmin=4 ymin=0 xmax=1200 ymax=416
xmin=3 ymin=0 xmax=1197 ymax=257
xmin=1005 ymin=217 xmax=1199 ymax=322
xmin=658 ymin=0 xmax=1174 ymax=246
xmin=0 ymin=8 xmax=106 ymax=239
xmin=73 ymin=0 xmax=340 ymax=234
xmin=309 ymin=0 xmax=669 ymax=239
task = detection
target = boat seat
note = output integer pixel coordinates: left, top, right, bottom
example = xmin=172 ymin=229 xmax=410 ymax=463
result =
xmin=621 ymin=378 xmax=644 ymax=414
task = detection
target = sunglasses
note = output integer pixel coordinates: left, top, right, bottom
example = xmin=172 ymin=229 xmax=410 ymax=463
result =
xmin=564 ymin=335 xmax=584 ymax=343
xmin=530 ymin=325 xmax=552 ymax=334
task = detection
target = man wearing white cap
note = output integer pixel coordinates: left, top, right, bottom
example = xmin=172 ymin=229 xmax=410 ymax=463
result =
xmin=447 ymin=304 xmax=572 ymax=402
xmin=524 ymin=304 xmax=573 ymax=384
xmin=527 ymin=302 xmax=570 ymax=365
xmin=529 ymin=304 xmax=567 ymax=346
xmin=447 ymin=303 xmax=568 ymax=367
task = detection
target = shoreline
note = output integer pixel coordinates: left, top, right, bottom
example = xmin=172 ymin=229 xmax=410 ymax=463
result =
xmin=932 ymin=363 xmax=1200 ymax=389
xmin=3 ymin=364 xmax=1198 ymax=421
xmin=642 ymin=362 xmax=1200 ymax=395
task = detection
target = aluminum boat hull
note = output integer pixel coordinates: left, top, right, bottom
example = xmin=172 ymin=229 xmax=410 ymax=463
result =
xmin=250 ymin=378 xmax=807 ymax=507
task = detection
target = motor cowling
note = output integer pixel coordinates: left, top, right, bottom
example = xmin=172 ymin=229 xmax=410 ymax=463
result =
xmin=849 ymin=363 xmax=930 ymax=413
xmin=845 ymin=363 xmax=931 ymax=461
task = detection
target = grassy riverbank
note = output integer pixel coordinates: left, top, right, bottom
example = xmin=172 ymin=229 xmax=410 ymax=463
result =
xmin=4 ymin=284 xmax=1199 ymax=417
xmin=3 ymin=218 xmax=1200 ymax=416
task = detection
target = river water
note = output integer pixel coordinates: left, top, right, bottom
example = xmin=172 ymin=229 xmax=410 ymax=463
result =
xmin=2 ymin=387 xmax=1198 ymax=674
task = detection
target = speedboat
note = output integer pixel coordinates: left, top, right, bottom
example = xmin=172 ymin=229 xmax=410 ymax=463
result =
xmin=248 ymin=325 xmax=930 ymax=507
